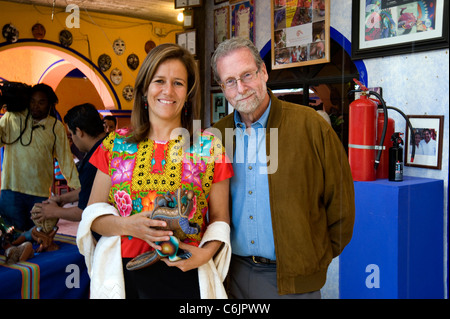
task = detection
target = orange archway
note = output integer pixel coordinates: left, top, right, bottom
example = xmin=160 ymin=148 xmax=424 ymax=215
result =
xmin=0 ymin=40 xmax=119 ymax=112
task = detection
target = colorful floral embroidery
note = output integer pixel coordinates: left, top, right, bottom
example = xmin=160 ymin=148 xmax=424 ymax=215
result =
xmin=99 ymin=129 xmax=228 ymax=248
xmin=114 ymin=190 xmax=133 ymax=217
xmin=111 ymin=158 xmax=135 ymax=184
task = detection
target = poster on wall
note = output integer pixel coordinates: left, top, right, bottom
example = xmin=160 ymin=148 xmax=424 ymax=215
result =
xmin=271 ymin=0 xmax=330 ymax=70
xmin=231 ymin=0 xmax=255 ymax=44
xmin=214 ymin=6 xmax=229 ymax=49
xmin=352 ymin=0 xmax=449 ymax=59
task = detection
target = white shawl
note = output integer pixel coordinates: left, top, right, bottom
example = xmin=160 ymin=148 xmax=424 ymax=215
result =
xmin=76 ymin=202 xmax=231 ymax=299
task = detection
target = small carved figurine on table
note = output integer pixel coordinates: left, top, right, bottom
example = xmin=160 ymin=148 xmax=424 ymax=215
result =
xmin=1 ymin=216 xmax=34 ymax=264
xmin=126 ymin=188 xmax=200 ymax=271
xmin=30 ymin=204 xmax=60 ymax=253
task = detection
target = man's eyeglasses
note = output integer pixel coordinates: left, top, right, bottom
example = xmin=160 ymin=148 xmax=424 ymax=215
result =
xmin=220 ymin=69 xmax=259 ymax=90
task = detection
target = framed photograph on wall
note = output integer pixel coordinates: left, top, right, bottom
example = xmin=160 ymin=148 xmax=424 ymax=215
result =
xmin=351 ymin=0 xmax=449 ymax=59
xmin=175 ymin=0 xmax=202 ymax=9
xmin=271 ymin=0 xmax=330 ymax=70
xmin=231 ymin=0 xmax=255 ymax=44
xmin=405 ymin=115 xmax=444 ymax=170
xmin=214 ymin=6 xmax=230 ymax=49
xmin=210 ymin=90 xmax=228 ymax=124
xmin=183 ymin=9 xmax=194 ymax=29
xmin=176 ymin=30 xmax=196 ymax=56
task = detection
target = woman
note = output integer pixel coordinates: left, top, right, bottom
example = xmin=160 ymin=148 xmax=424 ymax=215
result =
xmin=77 ymin=43 xmax=233 ymax=299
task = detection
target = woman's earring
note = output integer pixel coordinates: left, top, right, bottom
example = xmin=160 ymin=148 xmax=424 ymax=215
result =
xmin=142 ymin=96 xmax=148 ymax=110
xmin=184 ymin=102 xmax=188 ymax=116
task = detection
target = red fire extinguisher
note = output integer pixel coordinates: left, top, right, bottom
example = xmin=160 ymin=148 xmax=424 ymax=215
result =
xmin=348 ymin=92 xmax=379 ymax=181
xmin=348 ymin=79 xmax=416 ymax=182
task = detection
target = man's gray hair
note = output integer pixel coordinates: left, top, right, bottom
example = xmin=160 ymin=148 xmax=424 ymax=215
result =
xmin=211 ymin=37 xmax=264 ymax=83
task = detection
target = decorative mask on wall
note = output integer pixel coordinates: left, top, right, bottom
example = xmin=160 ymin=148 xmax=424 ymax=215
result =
xmin=110 ymin=68 xmax=123 ymax=85
xmin=31 ymin=23 xmax=46 ymax=40
xmin=113 ymin=38 xmax=126 ymax=55
xmin=145 ymin=40 xmax=156 ymax=54
xmin=122 ymin=85 xmax=134 ymax=101
xmin=2 ymin=24 xmax=19 ymax=43
xmin=127 ymin=53 xmax=139 ymax=70
xmin=59 ymin=30 xmax=73 ymax=47
xmin=98 ymin=54 xmax=112 ymax=72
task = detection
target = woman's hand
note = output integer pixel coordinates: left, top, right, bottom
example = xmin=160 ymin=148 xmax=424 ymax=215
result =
xmin=161 ymin=240 xmax=222 ymax=272
xmin=93 ymin=212 xmax=174 ymax=251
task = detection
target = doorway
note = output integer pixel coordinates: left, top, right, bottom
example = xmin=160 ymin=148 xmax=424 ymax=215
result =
xmin=0 ymin=42 xmax=118 ymax=119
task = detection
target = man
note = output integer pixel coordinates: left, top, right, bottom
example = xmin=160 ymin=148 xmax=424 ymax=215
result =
xmin=418 ymin=129 xmax=436 ymax=156
xmin=0 ymin=83 xmax=80 ymax=231
xmin=32 ymin=103 xmax=106 ymax=223
xmin=211 ymin=38 xmax=355 ymax=298
xmin=103 ymin=115 xmax=117 ymax=133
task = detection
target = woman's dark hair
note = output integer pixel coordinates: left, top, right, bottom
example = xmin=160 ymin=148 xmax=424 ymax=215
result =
xmin=64 ymin=103 xmax=105 ymax=138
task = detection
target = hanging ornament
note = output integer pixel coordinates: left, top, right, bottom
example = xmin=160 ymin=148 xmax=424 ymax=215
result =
xmin=2 ymin=24 xmax=19 ymax=43
xmin=98 ymin=54 xmax=112 ymax=72
xmin=145 ymin=40 xmax=156 ymax=54
xmin=127 ymin=53 xmax=139 ymax=70
xmin=110 ymin=68 xmax=123 ymax=85
xmin=32 ymin=23 xmax=46 ymax=40
xmin=59 ymin=30 xmax=73 ymax=47
xmin=113 ymin=38 xmax=126 ymax=56
xmin=122 ymin=85 xmax=134 ymax=101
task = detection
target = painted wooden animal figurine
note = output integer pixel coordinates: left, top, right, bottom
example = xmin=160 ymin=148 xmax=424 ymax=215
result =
xmin=126 ymin=188 xmax=199 ymax=271
xmin=30 ymin=204 xmax=59 ymax=253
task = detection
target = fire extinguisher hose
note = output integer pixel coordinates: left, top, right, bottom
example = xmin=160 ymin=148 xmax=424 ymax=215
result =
xmin=368 ymin=90 xmax=387 ymax=170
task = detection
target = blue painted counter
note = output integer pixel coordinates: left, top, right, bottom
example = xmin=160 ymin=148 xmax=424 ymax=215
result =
xmin=339 ymin=176 xmax=444 ymax=299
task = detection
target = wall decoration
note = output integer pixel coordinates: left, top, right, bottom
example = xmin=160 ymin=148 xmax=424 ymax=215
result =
xmin=271 ymin=0 xmax=330 ymax=70
xmin=210 ymin=90 xmax=228 ymax=124
xmin=352 ymin=0 xmax=449 ymax=59
xmin=122 ymin=85 xmax=134 ymax=101
xmin=231 ymin=0 xmax=255 ymax=44
xmin=175 ymin=0 xmax=202 ymax=9
xmin=110 ymin=68 xmax=123 ymax=86
xmin=214 ymin=6 xmax=229 ymax=49
xmin=31 ymin=23 xmax=46 ymax=40
xmin=183 ymin=9 xmax=194 ymax=28
xmin=2 ymin=24 xmax=19 ymax=43
xmin=214 ymin=0 xmax=228 ymax=4
xmin=127 ymin=53 xmax=140 ymax=70
xmin=113 ymin=38 xmax=126 ymax=56
xmin=405 ymin=115 xmax=444 ymax=170
xmin=176 ymin=29 xmax=197 ymax=55
xmin=59 ymin=30 xmax=73 ymax=47
xmin=145 ymin=40 xmax=156 ymax=54
xmin=98 ymin=54 xmax=112 ymax=72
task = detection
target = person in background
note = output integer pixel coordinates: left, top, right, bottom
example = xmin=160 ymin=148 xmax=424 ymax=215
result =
xmin=77 ymin=43 xmax=233 ymax=299
xmin=0 ymin=83 xmax=80 ymax=232
xmin=418 ymin=128 xmax=436 ymax=156
xmin=211 ymin=37 xmax=355 ymax=299
xmin=31 ymin=103 xmax=106 ymax=223
xmin=103 ymin=115 xmax=117 ymax=133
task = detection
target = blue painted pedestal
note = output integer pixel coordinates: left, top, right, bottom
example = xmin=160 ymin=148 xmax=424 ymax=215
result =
xmin=339 ymin=176 xmax=444 ymax=299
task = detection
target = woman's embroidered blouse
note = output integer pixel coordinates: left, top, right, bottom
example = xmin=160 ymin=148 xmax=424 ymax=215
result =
xmin=89 ymin=128 xmax=233 ymax=258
